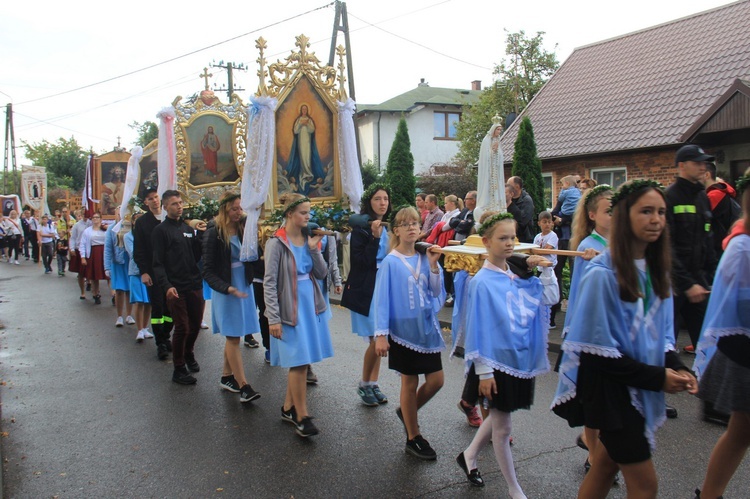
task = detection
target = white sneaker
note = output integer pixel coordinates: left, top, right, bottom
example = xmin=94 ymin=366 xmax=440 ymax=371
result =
xmin=200 ymin=322 xmax=209 ymax=329
xmin=13 ymin=260 xmax=19 ymax=265
xmin=125 ymin=316 xmax=136 ymax=325
xmin=136 ymin=329 xmax=145 ymax=343
xmin=115 ymin=317 xmax=124 ymax=327
xmin=143 ymin=329 xmax=154 ymax=339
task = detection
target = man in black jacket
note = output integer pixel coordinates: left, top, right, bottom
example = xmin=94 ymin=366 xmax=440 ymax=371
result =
xmin=133 ymin=189 xmax=174 ymax=361
xmin=506 ymin=176 xmax=535 ymax=243
xmin=666 ymin=144 xmax=717 ymax=352
xmin=152 ymin=190 xmax=205 ymax=385
xmin=449 ymin=190 xmax=476 ymax=242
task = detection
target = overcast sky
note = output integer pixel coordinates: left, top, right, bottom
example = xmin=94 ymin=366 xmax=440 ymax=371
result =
xmin=1 ymin=0 xmax=735 ymax=166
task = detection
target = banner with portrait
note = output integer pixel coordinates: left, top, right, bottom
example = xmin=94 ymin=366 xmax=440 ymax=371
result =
xmin=20 ymin=165 xmax=49 ymax=216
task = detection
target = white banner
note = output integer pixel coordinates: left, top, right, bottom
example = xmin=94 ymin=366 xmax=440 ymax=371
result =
xmin=156 ymin=106 xmax=177 ymax=199
xmin=337 ymin=98 xmax=364 ymax=213
xmin=240 ymin=96 xmax=277 ymax=262
xmin=20 ymin=165 xmax=50 ymax=216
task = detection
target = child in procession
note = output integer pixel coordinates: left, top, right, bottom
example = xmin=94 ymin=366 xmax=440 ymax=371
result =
xmin=374 ymin=206 xmax=445 ymax=460
xmin=552 ymin=180 xmax=698 ymax=499
xmin=456 ymin=212 xmax=558 ymax=497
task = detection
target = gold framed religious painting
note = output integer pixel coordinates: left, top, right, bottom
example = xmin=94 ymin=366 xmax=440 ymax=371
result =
xmin=93 ymin=150 xmax=131 ymax=220
xmin=260 ymin=34 xmax=342 ymax=205
xmin=173 ymin=90 xmax=247 ymax=201
xmin=275 ymin=76 xmax=336 ymax=199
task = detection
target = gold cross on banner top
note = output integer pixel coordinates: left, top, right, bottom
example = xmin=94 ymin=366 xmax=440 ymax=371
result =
xmin=200 ymin=67 xmax=213 ymax=90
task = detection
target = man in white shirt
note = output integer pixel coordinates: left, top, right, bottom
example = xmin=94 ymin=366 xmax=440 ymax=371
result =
xmin=37 ymin=214 xmax=58 ymax=274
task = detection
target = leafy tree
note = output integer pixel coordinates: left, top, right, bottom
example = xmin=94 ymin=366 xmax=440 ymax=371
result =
xmin=22 ymin=137 xmax=88 ymax=190
xmin=384 ymin=118 xmax=416 ymax=208
xmin=360 ymin=158 xmax=381 ymax=191
xmin=129 ymin=121 xmax=159 ymax=147
xmin=512 ymin=117 xmax=544 ymax=218
xmin=455 ymin=30 xmax=559 ymax=166
xmin=416 ymin=166 xmax=477 ymax=207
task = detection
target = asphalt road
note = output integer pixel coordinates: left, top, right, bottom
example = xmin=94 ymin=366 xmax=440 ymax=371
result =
xmin=0 ymin=261 xmax=748 ymax=498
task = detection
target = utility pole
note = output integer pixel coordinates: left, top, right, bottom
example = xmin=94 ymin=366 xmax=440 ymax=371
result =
xmin=3 ymin=103 xmax=18 ymax=194
xmin=211 ymin=61 xmax=247 ymax=102
xmin=328 ymin=0 xmax=356 ymax=101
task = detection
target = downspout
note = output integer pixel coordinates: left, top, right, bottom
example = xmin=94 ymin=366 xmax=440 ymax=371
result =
xmin=377 ymin=111 xmax=382 ymax=171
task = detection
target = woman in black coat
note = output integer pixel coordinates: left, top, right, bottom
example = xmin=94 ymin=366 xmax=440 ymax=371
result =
xmin=202 ymin=193 xmax=262 ymax=403
xmin=341 ymin=184 xmax=391 ymax=407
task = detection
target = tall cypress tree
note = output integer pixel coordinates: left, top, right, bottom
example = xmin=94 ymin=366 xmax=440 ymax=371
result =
xmin=512 ymin=116 xmax=544 ymax=217
xmin=385 ymin=117 xmax=416 ymax=208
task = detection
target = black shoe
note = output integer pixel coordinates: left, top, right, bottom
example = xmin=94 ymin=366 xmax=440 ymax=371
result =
xmin=220 ymin=375 xmax=240 ymax=393
xmin=666 ymin=404 xmax=678 ymax=419
xmin=172 ymin=367 xmax=197 ymax=385
xmin=185 ymin=355 xmax=200 ymax=373
xmin=93 ymin=294 xmax=101 ymax=305
xmin=165 ymin=339 xmax=173 ymax=352
xmin=243 ymin=335 xmax=260 ymax=348
xmin=306 ymin=365 xmax=318 ymax=384
xmin=281 ymin=405 xmax=297 ymax=425
xmin=294 ymin=416 xmax=319 ymax=437
xmin=157 ymin=343 xmax=169 ymax=361
xmin=584 ymin=458 xmax=591 ymax=473
xmin=453 ymin=346 xmax=465 ymax=358
xmin=240 ymin=384 xmax=261 ymax=403
xmin=456 ymin=452 xmax=484 ymax=487
xmin=405 ymin=435 xmax=436 ymax=460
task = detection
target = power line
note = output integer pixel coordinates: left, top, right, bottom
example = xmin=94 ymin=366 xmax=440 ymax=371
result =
xmin=347 ymin=10 xmax=492 ymax=71
xmin=16 ymin=2 xmax=335 ymax=106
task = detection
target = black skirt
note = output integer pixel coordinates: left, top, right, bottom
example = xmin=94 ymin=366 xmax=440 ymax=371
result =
xmin=388 ymin=337 xmax=442 ymax=375
xmin=465 ymin=364 xmax=534 ymax=413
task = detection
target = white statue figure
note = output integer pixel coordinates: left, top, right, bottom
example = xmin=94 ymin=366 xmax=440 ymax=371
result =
xmin=474 ymin=116 xmax=506 ymax=225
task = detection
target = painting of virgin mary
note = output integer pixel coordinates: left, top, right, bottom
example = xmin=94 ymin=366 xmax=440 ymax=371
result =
xmin=285 ymin=104 xmax=327 ymax=195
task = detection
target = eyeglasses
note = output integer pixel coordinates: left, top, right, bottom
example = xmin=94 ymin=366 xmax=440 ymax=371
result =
xmin=396 ymin=222 xmax=421 ymax=228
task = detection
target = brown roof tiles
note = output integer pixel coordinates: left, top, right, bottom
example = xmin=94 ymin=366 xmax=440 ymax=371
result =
xmin=500 ymin=1 xmax=750 ymax=161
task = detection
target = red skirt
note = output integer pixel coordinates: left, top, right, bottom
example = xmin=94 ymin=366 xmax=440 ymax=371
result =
xmin=84 ymin=245 xmax=107 ymax=281
xmin=69 ymin=251 xmax=82 ymax=273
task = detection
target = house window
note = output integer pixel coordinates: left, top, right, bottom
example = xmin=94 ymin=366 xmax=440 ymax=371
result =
xmin=542 ymin=173 xmax=553 ymax=211
xmin=434 ymin=111 xmax=460 ymax=139
xmin=590 ymin=167 xmax=627 ymax=189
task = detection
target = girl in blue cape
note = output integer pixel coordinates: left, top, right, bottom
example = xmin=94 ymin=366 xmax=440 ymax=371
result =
xmin=693 ymin=176 xmax=750 ymax=499
xmin=558 ymin=185 xmax=612 ymax=472
xmin=455 ymin=212 xmax=558 ymax=496
xmin=374 ymin=206 xmax=445 ymax=461
xmin=551 ymin=180 xmax=697 ymax=498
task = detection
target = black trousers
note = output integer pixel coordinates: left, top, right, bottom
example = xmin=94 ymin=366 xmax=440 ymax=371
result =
xmin=41 ymin=241 xmax=55 ymax=271
xmin=147 ymin=281 xmax=173 ymax=347
xmin=673 ymin=293 xmax=708 ymax=348
xmin=29 ymin=231 xmax=39 ymax=261
xmin=246 ymin=281 xmax=270 ymax=350
xmin=167 ymin=289 xmax=204 ymax=369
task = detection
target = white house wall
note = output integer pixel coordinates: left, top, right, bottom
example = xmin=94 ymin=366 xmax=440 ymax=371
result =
xmin=356 ymin=106 xmax=463 ymax=175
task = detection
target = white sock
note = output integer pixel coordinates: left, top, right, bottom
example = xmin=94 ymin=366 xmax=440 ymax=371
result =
xmin=490 ymin=409 xmax=526 ymax=499
xmin=463 ymin=411 xmax=493 ymax=469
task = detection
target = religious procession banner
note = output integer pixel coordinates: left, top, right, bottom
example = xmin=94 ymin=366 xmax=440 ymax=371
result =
xmin=20 ymin=165 xmax=50 ymax=216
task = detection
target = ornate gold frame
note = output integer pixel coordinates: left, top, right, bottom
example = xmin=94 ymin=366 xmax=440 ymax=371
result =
xmin=172 ymin=92 xmax=247 ymax=204
xmin=255 ymin=35 xmax=345 ymax=208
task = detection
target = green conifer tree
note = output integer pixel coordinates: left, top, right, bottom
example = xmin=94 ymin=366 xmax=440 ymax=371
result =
xmin=512 ymin=117 xmax=544 ymax=217
xmin=385 ymin=118 xmax=416 ymax=208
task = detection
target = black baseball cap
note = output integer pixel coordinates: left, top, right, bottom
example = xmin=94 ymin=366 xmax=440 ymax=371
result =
xmin=675 ymin=144 xmax=715 ymax=164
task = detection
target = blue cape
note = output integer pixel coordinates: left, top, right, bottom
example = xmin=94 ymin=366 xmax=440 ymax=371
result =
xmin=693 ymin=234 xmax=750 ymax=378
xmin=464 ymin=265 xmax=550 ymax=378
xmin=374 ymin=251 xmax=445 ymax=353
xmin=562 ymin=233 xmax=607 ymax=337
xmin=552 ymin=250 xmax=675 ymax=449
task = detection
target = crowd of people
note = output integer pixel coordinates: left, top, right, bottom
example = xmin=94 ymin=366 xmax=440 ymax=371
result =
xmin=2 ymin=143 xmax=748 ymax=498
